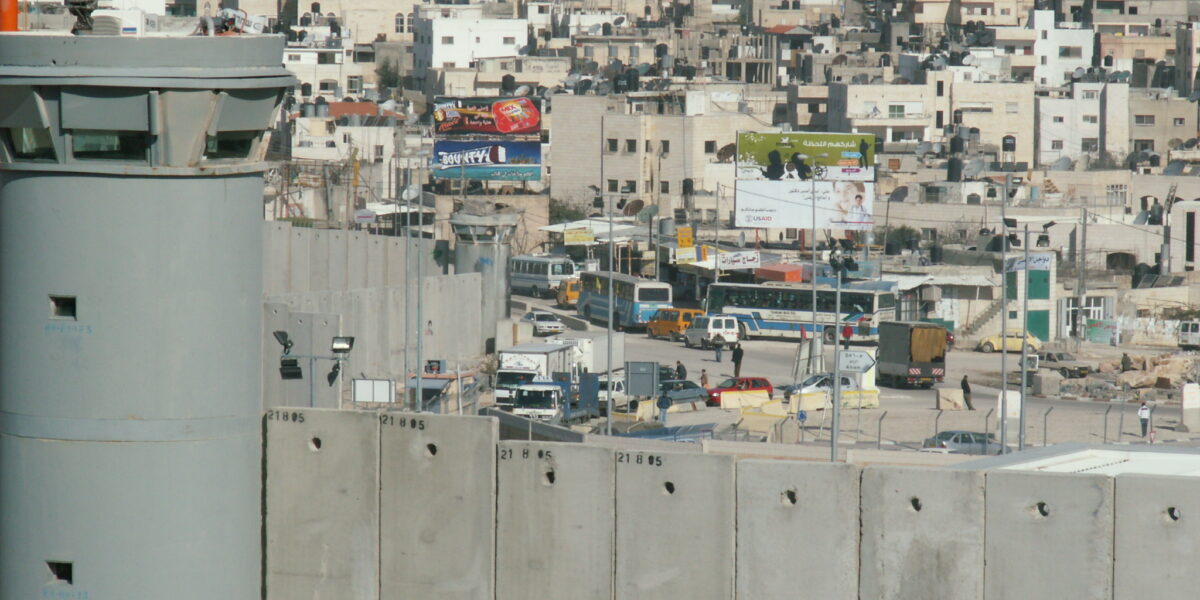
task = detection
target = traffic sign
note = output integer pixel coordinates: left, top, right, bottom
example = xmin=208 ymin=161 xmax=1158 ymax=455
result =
xmin=796 ymin=410 xmax=808 ymax=423
xmin=838 ymin=350 xmax=876 ymax=374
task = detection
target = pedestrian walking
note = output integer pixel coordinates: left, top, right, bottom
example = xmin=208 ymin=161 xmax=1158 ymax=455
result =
xmin=1121 ymin=353 xmax=1133 ymax=373
xmin=657 ymin=392 xmax=672 ymax=425
xmin=713 ymin=337 xmax=725 ymax=362
xmin=1138 ymin=402 xmax=1151 ymax=438
xmin=732 ymin=343 xmax=745 ymax=378
xmin=700 ymin=369 xmax=709 ymax=388
xmin=961 ymin=375 xmax=975 ymax=410
xmin=675 ymin=360 xmax=687 ymax=381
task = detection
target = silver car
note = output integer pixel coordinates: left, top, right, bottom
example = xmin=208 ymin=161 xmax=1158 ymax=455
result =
xmin=922 ymin=430 xmax=1002 ymax=455
xmin=521 ymin=311 xmax=566 ymax=336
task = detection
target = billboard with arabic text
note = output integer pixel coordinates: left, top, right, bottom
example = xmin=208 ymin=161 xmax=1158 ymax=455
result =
xmin=736 ymin=132 xmax=875 ymax=182
xmin=734 ymin=180 xmax=875 ymax=230
xmin=433 ymin=96 xmax=542 ymax=136
xmin=431 ymin=140 xmax=541 ymax=181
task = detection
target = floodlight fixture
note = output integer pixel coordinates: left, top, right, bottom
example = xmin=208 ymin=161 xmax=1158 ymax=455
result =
xmin=279 ymin=358 xmax=303 ymax=380
xmin=331 ymin=336 xmax=355 ymax=354
xmin=327 ymin=362 xmax=341 ymax=386
xmin=273 ymin=330 xmax=293 ymax=354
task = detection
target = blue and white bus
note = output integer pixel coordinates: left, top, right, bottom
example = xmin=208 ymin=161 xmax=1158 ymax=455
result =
xmin=706 ymin=282 xmax=896 ymax=343
xmin=577 ymin=271 xmax=673 ymax=330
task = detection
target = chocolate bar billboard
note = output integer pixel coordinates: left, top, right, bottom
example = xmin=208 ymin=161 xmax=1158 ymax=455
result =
xmin=431 ymin=140 xmax=541 ymax=181
xmin=432 ymin=97 xmax=542 ymax=136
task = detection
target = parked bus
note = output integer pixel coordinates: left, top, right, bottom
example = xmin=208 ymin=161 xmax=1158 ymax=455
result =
xmin=509 ymin=255 xmax=576 ymax=298
xmin=706 ymin=282 xmax=896 ymax=343
xmin=1179 ymin=321 xmax=1200 ymax=350
xmin=577 ymin=271 xmax=673 ymax=330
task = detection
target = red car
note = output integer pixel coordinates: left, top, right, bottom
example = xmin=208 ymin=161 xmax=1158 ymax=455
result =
xmin=706 ymin=377 xmax=774 ymax=407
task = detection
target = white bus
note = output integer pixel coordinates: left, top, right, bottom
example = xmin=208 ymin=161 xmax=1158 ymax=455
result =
xmin=706 ymin=282 xmax=896 ymax=343
xmin=509 ymin=255 xmax=576 ymax=298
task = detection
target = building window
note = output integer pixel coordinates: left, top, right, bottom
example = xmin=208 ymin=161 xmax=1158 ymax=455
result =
xmin=625 ymin=139 xmax=636 ymax=152
xmin=1175 ymin=118 xmax=1187 ymax=126
xmin=705 ymin=140 xmax=716 ymax=153
xmin=1053 ymin=116 xmax=1064 ymax=123
xmin=1000 ymin=7 xmax=1010 ymax=14
xmin=630 ymin=46 xmax=639 ymax=58
xmin=607 ymin=179 xmax=618 ymax=192
xmin=394 ymin=12 xmax=404 ymax=32
xmin=72 ymin=130 xmax=150 ymax=161
xmin=624 ymin=180 xmax=636 ymax=192
xmin=503 ymin=36 xmax=516 ymax=44
xmin=888 ymin=158 xmax=901 ymax=170
xmin=537 ymin=5 xmax=548 ymax=13
xmin=1083 ymin=115 xmax=1098 ymax=124
xmin=808 ymin=102 xmax=820 ymax=113
xmin=287 ymin=53 xmax=302 ymax=61
xmin=1083 ymin=90 xmax=1098 ymax=99
xmin=607 ymin=138 xmax=617 ymax=152
xmin=936 ymin=80 xmax=944 ymax=96
xmin=1051 ymin=140 xmax=1063 ymax=150
xmin=1134 ymin=139 xmax=1155 ymax=152
xmin=1081 ymin=138 xmax=1099 ymax=152
xmin=661 ymin=180 xmax=670 ymax=193
xmin=4 ymin=127 xmax=55 ymax=160
xmin=1134 ymin=114 xmax=1155 ymax=125
xmin=585 ymin=46 xmax=594 ymax=58
xmin=888 ymin=104 xmax=904 ymax=118
xmin=661 ymin=140 xmax=670 ymax=153
xmin=1040 ymin=56 xmax=1047 ymax=65
xmin=1006 ymin=102 xmax=1018 ymax=113
xmin=347 ymin=75 xmax=362 ymax=94
xmin=441 ymin=36 xmax=454 ymax=44
xmin=1059 ymin=46 xmax=1082 ymax=58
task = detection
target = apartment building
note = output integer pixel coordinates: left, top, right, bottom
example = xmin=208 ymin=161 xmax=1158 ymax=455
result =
xmin=909 ymin=0 xmax=1030 ymax=34
xmin=285 ymin=44 xmax=374 ymax=100
xmin=548 ymin=92 xmax=768 ymax=223
xmin=1037 ymin=82 xmax=1194 ymax=165
xmin=1030 ymin=10 xmax=1095 ymax=88
xmin=412 ymin=10 xmax=529 ymax=92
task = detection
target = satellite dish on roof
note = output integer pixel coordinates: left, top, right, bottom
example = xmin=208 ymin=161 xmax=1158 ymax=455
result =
xmin=596 ymin=81 xmax=612 ymax=95
xmin=961 ymin=54 xmax=976 ymax=66
xmin=636 ymin=63 xmax=651 ymax=75
xmin=614 ymin=15 xmax=626 ymax=26
xmin=888 ymin=186 xmax=909 ymax=202
xmin=1187 ymin=138 xmax=1199 ymax=149
xmin=623 ymin=199 xmax=645 ymax=217
xmin=564 ymin=73 xmax=581 ymax=87
xmin=832 ymin=54 xmax=848 ymax=65
xmin=1051 ymin=156 xmax=1074 ymax=171
xmin=514 ymin=85 xmax=532 ymax=96
xmin=870 ymin=76 xmax=884 ymax=84
xmin=931 ymin=55 xmax=947 ymax=69
xmin=1164 ymin=161 xmax=1186 ymax=176
xmin=401 ymin=184 xmax=421 ymax=201
xmin=588 ymin=24 xmax=602 ymax=35
xmin=932 ymin=142 xmax=944 ymax=155
xmin=962 ymin=158 xmax=986 ymax=179
xmin=405 ymin=113 xmax=419 ymax=126
xmin=716 ymin=143 xmax=737 ymax=162
xmin=1073 ymin=67 xmax=1086 ymax=79
xmin=636 ymin=204 xmax=659 ymax=223
xmin=852 ymin=73 xmax=869 ymax=84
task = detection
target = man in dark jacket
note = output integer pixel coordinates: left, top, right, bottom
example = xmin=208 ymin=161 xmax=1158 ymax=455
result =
xmin=732 ymin=344 xmax=745 ymax=377
xmin=961 ymin=375 xmax=975 ymax=410
xmin=675 ymin=360 xmax=687 ymax=381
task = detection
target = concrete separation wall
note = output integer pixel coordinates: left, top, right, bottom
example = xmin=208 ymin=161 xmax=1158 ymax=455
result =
xmin=859 ymin=466 xmax=985 ymax=600
xmin=380 ymin=413 xmax=498 ymax=599
xmin=264 ymin=408 xmax=379 ymax=599
xmin=984 ymin=470 xmax=1114 ymax=600
xmin=615 ymin=451 xmax=735 ymax=599
xmin=496 ymin=441 xmax=615 ymax=599
xmin=736 ymin=460 xmax=860 ymax=600
xmin=1114 ymin=474 xmax=1200 ymax=599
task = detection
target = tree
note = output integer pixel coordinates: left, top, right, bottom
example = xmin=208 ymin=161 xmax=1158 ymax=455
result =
xmin=879 ymin=224 xmax=921 ymax=248
xmin=549 ymin=198 xmax=586 ymax=224
xmin=375 ymin=59 xmax=402 ymax=90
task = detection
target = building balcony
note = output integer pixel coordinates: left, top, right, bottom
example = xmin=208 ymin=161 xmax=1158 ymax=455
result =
xmin=847 ymin=112 xmax=932 ymax=126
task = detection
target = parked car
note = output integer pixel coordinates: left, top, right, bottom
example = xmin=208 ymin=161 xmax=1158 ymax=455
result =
xmin=521 ymin=311 xmax=566 ymax=336
xmin=556 ymin=277 xmax=580 ymax=309
xmin=976 ymin=329 xmax=1042 ymax=353
xmin=706 ymin=377 xmax=774 ymax=407
xmin=1037 ymin=351 xmax=1092 ymax=379
xmin=647 ymin=308 xmax=704 ymax=341
xmin=781 ymin=373 xmax=860 ymax=402
xmin=597 ymin=376 xmax=630 ymax=414
xmin=658 ymin=379 xmax=708 ymax=404
xmin=683 ymin=314 xmax=740 ymax=349
xmin=922 ymin=430 xmax=1002 ymax=455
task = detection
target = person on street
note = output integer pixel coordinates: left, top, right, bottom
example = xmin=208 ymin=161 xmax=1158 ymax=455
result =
xmin=732 ymin=343 xmax=745 ymax=377
xmin=675 ymin=360 xmax=687 ymax=381
xmin=657 ymin=392 xmax=672 ymax=425
xmin=1121 ymin=353 xmax=1133 ymax=373
xmin=700 ymin=369 xmax=709 ymax=388
xmin=713 ymin=337 xmax=725 ymax=362
xmin=961 ymin=375 xmax=975 ymax=410
xmin=1138 ymin=402 xmax=1151 ymax=438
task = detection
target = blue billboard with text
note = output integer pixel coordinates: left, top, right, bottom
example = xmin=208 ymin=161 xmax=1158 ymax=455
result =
xmin=431 ymin=140 xmax=541 ymax=181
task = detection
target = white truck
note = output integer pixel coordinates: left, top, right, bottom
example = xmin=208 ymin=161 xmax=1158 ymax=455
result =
xmin=511 ymin=378 xmax=598 ymax=424
xmin=495 ymin=343 xmax=576 ymax=409
xmin=547 ymin=331 xmax=626 ymax=376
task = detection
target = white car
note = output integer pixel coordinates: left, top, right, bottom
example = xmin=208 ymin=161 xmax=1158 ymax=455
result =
xmin=522 ymin=311 xmax=566 ymax=336
xmin=683 ymin=314 xmax=740 ymax=349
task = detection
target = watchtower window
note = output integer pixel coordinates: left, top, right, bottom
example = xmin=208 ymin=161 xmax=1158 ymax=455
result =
xmin=71 ymin=130 xmax=149 ymax=161
xmin=204 ymin=131 xmax=259 ymax=160
xmin=4 ymin=127 xmax=55 ymax=160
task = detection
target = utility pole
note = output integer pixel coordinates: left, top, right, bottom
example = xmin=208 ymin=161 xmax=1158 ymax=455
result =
xmin=1019 ymin=225 xmax=1030 ymax=451
xmin=415 ymin=159 xmax=426 ymax=411
xmin=999 ymin=175 xmax=1010 ymax=453
xmin=831 ymin=264 xmax=842 ymax=462
xmin=602 ymin=114 xmax=614 ymax=436
xmin=810 ymin=176 xmax=818 ymax=345
xmin=1076 ymin=206 xmax=1088 ymax=340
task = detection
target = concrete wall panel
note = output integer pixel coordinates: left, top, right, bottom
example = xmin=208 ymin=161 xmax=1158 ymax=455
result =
xmin=1114 ymin=474 xmax=1200 ymax=599
xmin=310 ymin=312 xmax=341 ymax=408
xmin=327 ymin=230 xmax=349 ymax=291
xmin=347 ymin=231 xmax=368 ymax=289
xmin=859 ymin=466 xmax=984 ymax=600
xmin=288 ymin=228 xmax=311 ymax=293
xmin=736 ymin=460 xmax=860 ymax=600
xmin=385 ymin=237 xmax=407 ymax=286
xmin=366 ymin=235 xmax=386 ymax=288
xmin=309 ymin=229 xmax=330 ymax=292
xmin=614 ymin=451 xmax=735 ymax=600
xmin=496 ymin=441 xmax=615 ymax=600
xmin=262 ymin=303 xmax=291 ymax=408
xmin=264 ymin=408 xmax=379 ymax=600
xmin=263 ymin=222 xmax=291 ymax=295
xmin=984 ymin=470 xmax=1114 ymax=600
xmin=380 ymin=414 xmax=498 ymax=599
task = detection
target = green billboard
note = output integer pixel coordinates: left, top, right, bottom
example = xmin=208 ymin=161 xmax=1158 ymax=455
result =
xmin=736 ymin=132 xmax=875 ymax=182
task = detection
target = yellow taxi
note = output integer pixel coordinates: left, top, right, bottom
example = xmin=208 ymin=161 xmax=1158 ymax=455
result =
xmin=555 ymin=277 xmax=580 ymax=309
xmin=646 ymin=308 xmax=704 ymax=341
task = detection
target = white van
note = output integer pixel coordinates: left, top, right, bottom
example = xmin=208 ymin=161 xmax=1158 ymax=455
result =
xmin=509 ymin=255 xmax=576 ymax=298
xmin=683 ymin=314 xmax=740 ymax=349
xmin=1180 ymin=321 xmax=1200 ymax=350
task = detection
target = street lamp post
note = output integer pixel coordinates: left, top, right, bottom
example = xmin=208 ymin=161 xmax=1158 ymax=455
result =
xmin=1019 ymin=224 xmax=1031 ymax=451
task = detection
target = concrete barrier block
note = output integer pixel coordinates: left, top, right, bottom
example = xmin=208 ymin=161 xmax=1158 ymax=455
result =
xmin=1032 ymin=371 xmax=1062 ymax=396
xmin=264 ymin=408 xmax=379 ymax=600
xmin=736 ymin=460 xmax=860 ymax=600
xmin=719 ymin=390 xmax=770 ymax=410
xmin=380 ymin=413 xmax=498 ymax=600
xmin=937 ymin=388 xmax=966 ymax=410
xmin=615 ymin=451 xmax=734 ymax=599
xmin=496 ymin=441 xmax=615 ymax=600
xmin=1114 ymin=474 xmax=1200 ymax=599
xmin=984 ymin=470 xmax=1113 ymax=600
xmin=860 ymin=466 xmax=984 ymax=600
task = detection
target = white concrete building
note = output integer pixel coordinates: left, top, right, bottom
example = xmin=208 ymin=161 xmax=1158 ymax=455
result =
xmin=1031 ymin=9 xmax=1094 ymax=88
xmin=413 ymin=13 xmax=529 ymax=92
